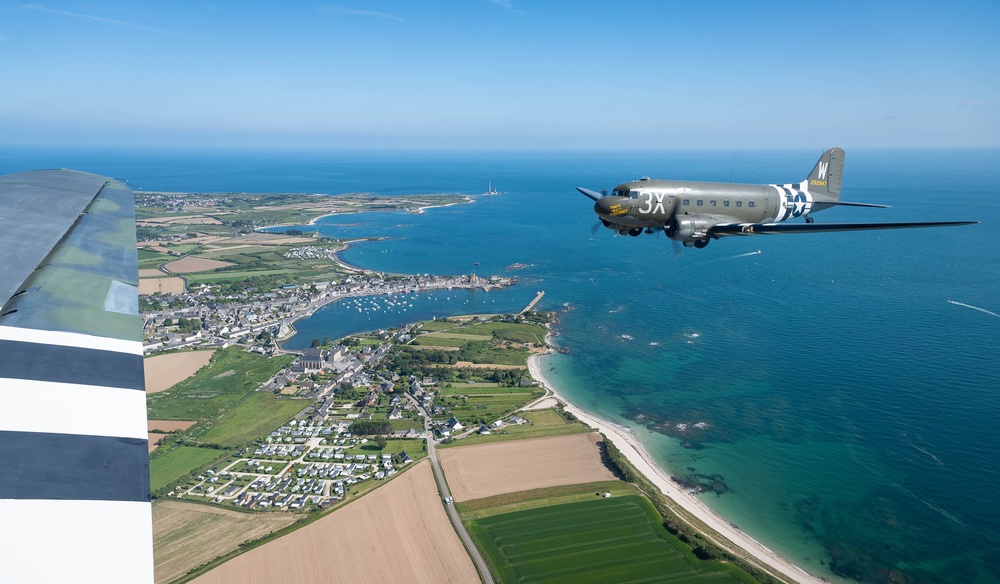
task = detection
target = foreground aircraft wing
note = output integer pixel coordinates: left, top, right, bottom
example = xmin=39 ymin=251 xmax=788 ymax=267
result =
xmin=710 ymin=220 xmax=978 ymax=237
xmin=0 ymin=170 xmax=153 ymax=583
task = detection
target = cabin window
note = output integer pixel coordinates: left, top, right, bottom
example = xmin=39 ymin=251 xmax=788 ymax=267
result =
xmin=748 ymin=201 xmax=756 ymax=208
xmin=696 ymin=200 xmax=703 ymax=206
xmin=723 ymin=200 xmax=730 ymax=207
xmin=736 ymin=201 xmax=742 ymax=207
xmin=710 ymin=200 xmax=717 ymax=207
xmin=630 ymin=191 xmax=638 ymax=199
xmin=683 ymin=199 xmax=690 ymax=206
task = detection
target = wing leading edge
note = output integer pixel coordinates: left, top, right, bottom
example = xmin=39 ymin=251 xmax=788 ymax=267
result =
xmin=0 ymin=170 xmax=153 ymax=583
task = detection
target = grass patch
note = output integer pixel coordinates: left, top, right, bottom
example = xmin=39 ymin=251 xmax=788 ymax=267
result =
xmin=146 ymin=347 xmax=294 ymax=422
xmin=437 ymin=390 xmax=543 ymax=427
xmin=199 ymin=393 xmax=308 ymax=447
xmin=428 ymin=332 xmax=493 ymax=341
xmin=417 ymin=320 xmax=458 ymax=332
xmin=387 ymin=419 xmax=423 ymax=432
xmin=149 ymin=446 xmax=225 ymax=491
xmin=184 ymin=268 xmax=298 ymax=284
xmin=439 ymin=384 xmax=528 ymax=395
xmin=442 ymin=408 xmax=590 ymax=447
xmin=410 ymin=336 xmax=468 ymax=348
xmin=457 ymin=480 xmax=632 ymax=518
xmin=458 ymin=322 xmax=547 ymax=345
xmin=459 ymin=345 xmax=531 ymax=367
xmin=467 ymin=494 xmax=740 ymax=584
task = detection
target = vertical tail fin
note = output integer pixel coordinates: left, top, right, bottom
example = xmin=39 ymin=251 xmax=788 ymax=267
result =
xmin=806 ymin=147 xmax=844 ymax=200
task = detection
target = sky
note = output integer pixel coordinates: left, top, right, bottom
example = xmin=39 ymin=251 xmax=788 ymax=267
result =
xmin=1 ymin=1 xmax=998 ymax=149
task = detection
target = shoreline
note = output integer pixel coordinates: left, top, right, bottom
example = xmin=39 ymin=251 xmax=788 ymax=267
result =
xmin=526 ymin=343 xmax=823 ymax=584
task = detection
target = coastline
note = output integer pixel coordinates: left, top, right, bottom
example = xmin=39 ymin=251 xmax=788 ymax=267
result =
xmin=253 ymin=193 xmax=813 ymax=582
xmin=413 ymin=196 xmax=473 ymax=214
xmin=526 ymin=343 xmax=823 ymax=584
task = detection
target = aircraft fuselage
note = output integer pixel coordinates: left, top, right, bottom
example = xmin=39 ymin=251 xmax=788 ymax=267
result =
xmin=578 ymin=148 xmax=975 ymax=248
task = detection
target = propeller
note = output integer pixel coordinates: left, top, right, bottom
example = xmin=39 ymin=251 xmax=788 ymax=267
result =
xmin=581 ymin=187 xmax=611 ymax=237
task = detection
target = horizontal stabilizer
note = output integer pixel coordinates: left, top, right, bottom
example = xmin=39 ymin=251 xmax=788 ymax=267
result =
xmin=710 ymin=221 xmax=978 ymax=236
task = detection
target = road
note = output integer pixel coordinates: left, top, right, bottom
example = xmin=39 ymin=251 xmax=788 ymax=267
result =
xmin=409 ymin=394 xmax=494 ymax=584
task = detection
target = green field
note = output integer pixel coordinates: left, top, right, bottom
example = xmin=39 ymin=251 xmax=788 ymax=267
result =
xmin=418 ymin=320 xmax=459 ymax=332
xmin=458 ymin=344 xmax=531 ymax=366
xmin=199 ymin=392 xmax=308 ymax=447
xmin=410 ymin=336 xmax=467 ymax=348
xmin=468 ymin=495 xmax=740 ymax=584
xmin=146 ymin=347 xmax=294 ymax=421
xmin=443 ymin=408 xmax=590 ymax=447
xmin=459 ymin=321 xmax=547 ymax=344
xmin=183 ymin=268 xmax=299 ymax=284
xmin=438 ymin=389 xmax=543 ymax=427
xmin=150 ymin=446 xmax=225 ymax=492
xmin=387 ymin=419 xmax=423 ymax=432
xmin=439 ymin=384 xmax=524 ymax=395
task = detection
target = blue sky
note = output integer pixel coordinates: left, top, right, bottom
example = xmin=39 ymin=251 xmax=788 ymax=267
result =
xmin=1 ymin=1 xmax=997 ymax=149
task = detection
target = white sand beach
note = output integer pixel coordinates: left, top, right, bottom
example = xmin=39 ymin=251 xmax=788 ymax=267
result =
xmin=526 ymin=351 xmax=823 ymax=584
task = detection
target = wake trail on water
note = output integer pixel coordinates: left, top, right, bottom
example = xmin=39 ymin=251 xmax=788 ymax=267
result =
xmin=722 ymin=250 xmax=762 ymax=260
xmin=947 ymin=300 xmax=1000 ymax=319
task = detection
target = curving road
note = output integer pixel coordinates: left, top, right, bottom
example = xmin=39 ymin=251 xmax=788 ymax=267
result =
xmin=409 ymin=394 xmax=494 ymax=584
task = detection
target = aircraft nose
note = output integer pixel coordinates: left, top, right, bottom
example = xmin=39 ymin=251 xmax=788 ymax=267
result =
xmin=594 ymin=196 xmax=614 ymax=216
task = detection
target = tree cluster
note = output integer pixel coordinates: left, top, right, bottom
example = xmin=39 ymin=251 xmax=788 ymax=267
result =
xmin=348 ymin=420 xmax=392 ymax=435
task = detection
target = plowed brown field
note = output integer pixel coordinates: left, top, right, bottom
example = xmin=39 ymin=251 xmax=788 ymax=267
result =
xmin=439 ymin=432 xmax=615 ymax=502
xmin=144 ymin=350 xmax=215 ymax=393
xmin=190 ymin=460 xmax=478 ymax=584
xmin=153 ymin=501 xmax=298 ymax=584
xmin=164 ymin=257 xmax=235 ymax=273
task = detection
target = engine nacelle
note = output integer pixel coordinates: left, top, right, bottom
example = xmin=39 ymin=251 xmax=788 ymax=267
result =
xmin=673 ymin=216 xmax=713 ymax=242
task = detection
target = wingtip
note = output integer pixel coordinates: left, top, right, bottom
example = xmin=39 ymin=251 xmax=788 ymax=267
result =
xmin=577 ymin=187 xmax=602 ymax=202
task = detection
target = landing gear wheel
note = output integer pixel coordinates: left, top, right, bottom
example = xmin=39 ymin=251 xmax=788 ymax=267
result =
xmin=693 ymin=238 xmax=710 ymax=249
xmin=628 ymin=228 xmax=642 ymax=237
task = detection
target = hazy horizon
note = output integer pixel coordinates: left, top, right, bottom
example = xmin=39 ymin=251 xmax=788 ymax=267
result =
xmin=2 ymin=1 xmax=997 ymax=150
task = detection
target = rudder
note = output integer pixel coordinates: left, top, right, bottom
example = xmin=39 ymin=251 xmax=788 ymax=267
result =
xmin=806 ymin=147 xmax=844 ymax=199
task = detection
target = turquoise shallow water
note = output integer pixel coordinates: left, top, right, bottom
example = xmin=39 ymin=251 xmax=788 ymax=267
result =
xmin=3 ymin=146 xmax=998 ymax=583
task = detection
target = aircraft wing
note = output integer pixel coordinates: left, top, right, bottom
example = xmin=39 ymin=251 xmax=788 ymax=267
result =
xmin=710 ymin=220 xmax=978 ymax=237
xmin=0 ymin=170 xmax=153 ymax=583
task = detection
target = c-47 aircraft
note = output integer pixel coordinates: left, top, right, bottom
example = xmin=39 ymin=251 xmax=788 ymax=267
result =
xmin=578 ymin=148 xmax=976 ymax=248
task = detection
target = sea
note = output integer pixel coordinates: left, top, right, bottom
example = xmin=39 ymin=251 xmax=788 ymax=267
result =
xmin=3 ymin=145 xmax=998 ymax=584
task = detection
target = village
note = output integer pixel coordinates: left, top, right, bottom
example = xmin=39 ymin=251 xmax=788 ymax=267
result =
xmin=147 ymin=278 xmax=544 ymax=515
xmin=141 ymin=269 xmax=513 ymax=354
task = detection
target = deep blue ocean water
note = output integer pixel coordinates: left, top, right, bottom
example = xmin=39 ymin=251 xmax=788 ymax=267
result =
xmin=3 ymin=146 xmax=998 ymax=583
